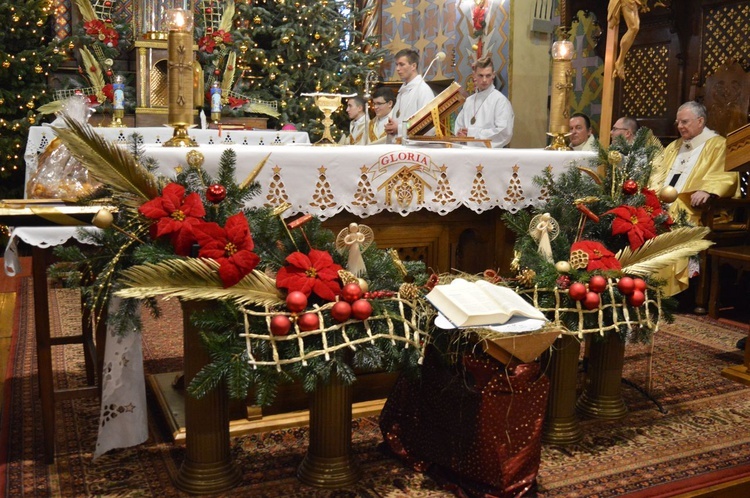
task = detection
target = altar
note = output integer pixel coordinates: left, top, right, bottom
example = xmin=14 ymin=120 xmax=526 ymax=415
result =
xmin=143 ymin=144 xmax=597 ymax=273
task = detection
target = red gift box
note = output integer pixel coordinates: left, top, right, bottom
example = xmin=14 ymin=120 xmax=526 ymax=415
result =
xmin=380 ymin=346 xmax=549 ymax=497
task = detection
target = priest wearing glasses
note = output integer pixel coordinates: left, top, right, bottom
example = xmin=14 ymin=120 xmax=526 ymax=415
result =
xmin=649 ymin=100 xmax=737 ymax=225
xmin=454 ymin=56 xmax=514 ymax=148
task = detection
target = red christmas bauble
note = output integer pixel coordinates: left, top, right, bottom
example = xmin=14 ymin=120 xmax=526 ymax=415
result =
xmin=568 ymin=282 xmax=587 ymax=301
xmin=206 ymin=183 xmax=227 ymax=203
xmin=297 ymin=312 xmax=319 ymax=331
xmin=270 ymin=315 xmax=292 ymax=336
xmin=628 ymin=289 xmax=646 ymax=307
xmin=341 ymin=282 xmax=363 ymax=303
xmin=588 ymin=275 xmax=608 ymax=293
xmin=583 ymin=291 xmax=600 ymax=310
xmin=214 ymin=69 xmax=221 ymax=76
xmin=633 ymin=278 xmax=647 ymax=293
xmin=622 ymin=179 xmax=639 ymax=195
xmin=617 ymin=276 xmax=635 ymax=295
xmin=330 ymin=301 xmax=352 ymax=322
xmin=285 ymin=290 xmax=308 ymax=313
xmin=351 ymin=299 xmax=373 ymax=320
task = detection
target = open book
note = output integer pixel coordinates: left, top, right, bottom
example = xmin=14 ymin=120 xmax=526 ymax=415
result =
xmin=426 ymin=279 xmax=547 ymax=329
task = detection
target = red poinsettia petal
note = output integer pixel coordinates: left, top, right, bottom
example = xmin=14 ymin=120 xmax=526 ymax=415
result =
xmin=311 ymin=277 xmax=341 ymax=301
xmin=276 ymin=265 xmax=315 ymax=296
xmin=217 ymin=258 xmax=244 ymax=288
xmin=193 ymin=221 xmax=229 ymax=259
xmin=229 ymin=249 xmax=261 ymax=275
xmin=224 ymin=213 xmax=254 ymax=251
xmin=180 ymin=192 xmax=206 ymax=218
xmin=284 ymin=251 xmax=313 ymax=270
xmin=138 ymin=197 xmax=169 ymax=219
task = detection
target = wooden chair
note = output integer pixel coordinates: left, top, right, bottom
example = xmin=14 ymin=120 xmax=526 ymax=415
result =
xmin=689 ymin=59 xmax=750 ymax=314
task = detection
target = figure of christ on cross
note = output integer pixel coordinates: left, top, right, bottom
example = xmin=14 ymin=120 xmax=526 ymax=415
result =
xmin=607 ymin=0 xmax=643 ymax=80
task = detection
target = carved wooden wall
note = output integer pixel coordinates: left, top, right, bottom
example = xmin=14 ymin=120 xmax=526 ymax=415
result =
xmin=568 ymin=0 xmax=750 ymax=143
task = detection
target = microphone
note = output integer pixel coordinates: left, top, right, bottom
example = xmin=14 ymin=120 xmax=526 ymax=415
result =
xmin=422 ymin=51 xmax=446 ymax=80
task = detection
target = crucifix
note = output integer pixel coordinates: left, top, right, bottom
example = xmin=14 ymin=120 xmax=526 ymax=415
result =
xmin=600 ymin=0 xmax=645 ymax=148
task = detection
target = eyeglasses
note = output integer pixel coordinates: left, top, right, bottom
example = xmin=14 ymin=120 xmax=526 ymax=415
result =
xmin=674 ymin=118 xmax=700 ymax=126
xmin=611 ymin=127 xmax=628 ymax=132
xmin=372 ymin=101 xmax=388 ymax=107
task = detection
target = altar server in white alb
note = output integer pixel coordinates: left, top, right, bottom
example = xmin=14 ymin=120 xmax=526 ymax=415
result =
xmin=339 ymin=95 xmax=368 ymax=145
xmin=454 ymin=57 xmax=514 ymax=147
xmin=368 ymin=86 xmax=395 ymax=144
xmin=384 ymin=49 xmax=435 ymax=139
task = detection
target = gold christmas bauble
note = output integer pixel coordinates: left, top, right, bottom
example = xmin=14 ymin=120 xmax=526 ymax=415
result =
xmin=659 ymin=186 xmax=678 ymax=203
xmin=472 ymin=43 xmax=478 ymax=51
xmin=555 ymin=261 xmax=572 ymax=273
xmin=34 ymin=64 xmax=43 ymax=74
xmin=12 ymin=14 xmax=19 ymax=22
xmin=28 ymin=115 xmax=35 ymax=124
xmin=92 ymin=208 xmax=114 ymax=229
xmin=281 ymin=35 xmax=290 ymax=43
xmin=0 ymin=98 xmax=4 ymax=105
xmin=253 ymin=15 xmax=261 ymax=24
xmin=2 ymin=61 xmax=9 ymax=69
xmin=314 ymin=32 xmax=321 ymax=40
xmin=357 ymin=278 xmax=369 ymax=293
xmin=26 ymin=101 xmax=34 ymax=109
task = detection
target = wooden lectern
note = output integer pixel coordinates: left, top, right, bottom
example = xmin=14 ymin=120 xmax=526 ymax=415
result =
xmin=719 ymin=123 xmax=750 ymax=387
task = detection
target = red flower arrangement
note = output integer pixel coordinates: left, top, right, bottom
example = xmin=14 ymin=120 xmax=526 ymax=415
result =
xmin=570 ymin=240 xmax=622 ymax=271
xmin=83 ymin=19 xmax=120 ymax=48
xmin=193 ymin=213 xmax=261 ymax=288
xmin=605 ymin=204 xmax=657 ymax=250
xmin=138 ymin=183 xmax=207 ymax=257
xmin=199 ymin=29 xmax=232 ymax=54
xmin=276 ymin=249 xmax=343 ymax=302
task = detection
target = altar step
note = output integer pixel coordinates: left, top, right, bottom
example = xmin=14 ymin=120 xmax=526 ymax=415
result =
xmin=148 ymin=371 xmax=395 ymax=442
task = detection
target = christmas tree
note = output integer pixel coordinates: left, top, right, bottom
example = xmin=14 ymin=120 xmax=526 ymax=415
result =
xmin=0 ymin=1 xmax=64 ymax=197
xmin=197 ymin=0 xmax=386 ymax=138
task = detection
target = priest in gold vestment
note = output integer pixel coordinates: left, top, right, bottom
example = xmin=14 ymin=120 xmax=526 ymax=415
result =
xmin=649 ymin=101 xmax=739 ymax=295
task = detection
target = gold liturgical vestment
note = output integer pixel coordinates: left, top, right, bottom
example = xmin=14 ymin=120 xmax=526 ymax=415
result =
xmin=648 ymin=134 xmax=739 ymax=295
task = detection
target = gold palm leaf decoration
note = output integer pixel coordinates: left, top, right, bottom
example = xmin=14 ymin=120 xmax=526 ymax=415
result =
xmin=218 ymin=0 xmax=235 ymax=32
xmin=221 ymin=51 xmax=237 ymax=97
xmin=79 ymin=46 xmax=105 ymax=96
xmin=616 ymin=226 xmax=714 ymax=276
xmin=115 ymin=259 xmax=284 ymax=307
xmin=73 ymin=0 xmax=97 ymax=22
xmin=53 ymin=114 xmax=160 ymax=207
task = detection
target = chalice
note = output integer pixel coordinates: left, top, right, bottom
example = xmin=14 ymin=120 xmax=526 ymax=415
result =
xmin=302 ymin=92 xmax=356 ymax=146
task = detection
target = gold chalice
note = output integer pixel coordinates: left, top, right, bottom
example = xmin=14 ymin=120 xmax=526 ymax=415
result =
xmin=302 ymin=92 xmax=356 ymax=146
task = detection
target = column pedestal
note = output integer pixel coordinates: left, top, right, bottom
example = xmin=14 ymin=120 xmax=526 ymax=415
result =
xmin=542 ymin=334 xmax=583 ymax=445
xmin=174 ymin=300 xmax=242 ymax=494
xmin=576 ymin=331 xmax=628 ymax=420
xmin=297 ymin=373 xmax=361 ymax=488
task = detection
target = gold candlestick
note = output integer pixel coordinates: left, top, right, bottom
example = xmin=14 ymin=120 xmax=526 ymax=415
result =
xmin=546 ymin=39 xmax=574 ymax=151
xmin=164 ymin=8 xmax=197 ymax=147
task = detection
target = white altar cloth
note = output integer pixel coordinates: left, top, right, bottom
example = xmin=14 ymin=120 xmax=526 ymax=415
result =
xmin=24 ymin=125 xmax=310 ymax=191
xmin=3 ymin=226 xmax=148 ymax=460
xmin=144 ymin=144 xmax=597 ymax=219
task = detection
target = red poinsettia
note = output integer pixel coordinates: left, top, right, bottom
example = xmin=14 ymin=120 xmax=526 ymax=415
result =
xmin=83 ymin=19 xmax=120 ymax=48
xmin=138 ymin=183 xmax=206 ymax=256
xmin=570 ymin=241 xmax=622 ymax=271
xmin=199 ymin=29 xmax=232 ymax=53
xmin=606 ymin=205 xmax=657 ymax=250
xmin=228 ymin=96 xmax=248 ymax=109
xmin=193 ymin=213 xmax=261 ymax=288
xmin=102 ymin=83 xmax=114 ymax=102
xmin=472 ymin=5 xmax=486 ymax=32
xmin=276 ymin=249 xmax=343 ymax=302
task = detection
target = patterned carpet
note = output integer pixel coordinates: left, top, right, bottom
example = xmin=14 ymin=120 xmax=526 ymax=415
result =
xmin=3 ymin=279 xmax=750 ymax=497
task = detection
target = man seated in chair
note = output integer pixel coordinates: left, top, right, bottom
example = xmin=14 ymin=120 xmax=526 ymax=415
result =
xmin=569 ymin=113 xmax=598 ymax=151
xmin=454 ymin=56 xmax=514 ymax=148
xmin=649 ymin=101 xmax=738 ymax=225
xmin=611 ymin=116 xmax=638 ymax=144
xmin=649 ymin=100 xmax=739 ymax=296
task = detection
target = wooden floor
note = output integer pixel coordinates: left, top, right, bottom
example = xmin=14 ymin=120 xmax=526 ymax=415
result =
xmin=0 ymin=256 xmax=748 ymax=497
